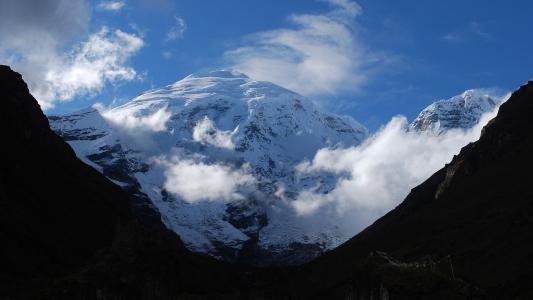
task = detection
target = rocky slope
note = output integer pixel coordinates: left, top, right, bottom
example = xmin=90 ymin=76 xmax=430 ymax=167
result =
xmin=49 ymin=70 xmax=368 ymax=265
xmin=409 ymin=89 xmax=505 ymax=133
xmin=275 ymin=82 xmax=533 ymax=299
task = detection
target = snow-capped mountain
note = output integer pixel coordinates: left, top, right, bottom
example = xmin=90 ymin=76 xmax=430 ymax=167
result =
xmin=50 ymin=70 xmax=367 ymax=265
xmin=49 ymin=73 xmax=507 ymax=265
xmin=409 ymin=89 xmax=505 ymax=133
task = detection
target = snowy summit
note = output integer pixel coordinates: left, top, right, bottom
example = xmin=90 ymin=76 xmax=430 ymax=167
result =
xmin=50 ymin=70 xmax=368 ymax=264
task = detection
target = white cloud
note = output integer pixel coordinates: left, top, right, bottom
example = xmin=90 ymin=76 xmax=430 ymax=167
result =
xmin=103 ymin=105 xmax=171 ymax=132
xmin=165 ymin=16 xmax=187 ymax=42
xmin=192 ymin=116 xmax=235 ymax=150
xmin=225 ymin=0 xmax=375 ymax=96
xmin=35 ymin=27 xmax=144 ymax=108
xmin=292 ymin=102 xmax=503 ymax=236
xmin=100 ymin=105 xmax=171 ymax=154
xmin=97 ymin=1 xmax=125 ymax=11
xmin=156 ymin=156 xmax=255 ymax=203
xmin=0 ymin=0 xmax=143 ymax=110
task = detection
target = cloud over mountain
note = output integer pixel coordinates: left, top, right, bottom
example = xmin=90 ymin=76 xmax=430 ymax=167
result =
xmin=225 ymin=0 xmax=378 ymax=97
xmin=293 ymin=103 xmax=503 ymax=236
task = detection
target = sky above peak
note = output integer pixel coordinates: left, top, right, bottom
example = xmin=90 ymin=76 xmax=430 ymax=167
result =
xmin=0 ymin=0 xmax=532 ymax=130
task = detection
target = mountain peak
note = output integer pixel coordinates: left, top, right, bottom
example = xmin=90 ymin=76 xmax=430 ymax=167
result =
xmin=409 ymin=88 xmax=504 ymax=133
xmin=459 ymin=88 xmax=498 ymax=106
xmin=184 ymin=69 xmax=250 ymax=80
xmin=50 ymin=72 xmax=368 ymax=265
xmin=127 ymin=68 xmax=296 ymax=107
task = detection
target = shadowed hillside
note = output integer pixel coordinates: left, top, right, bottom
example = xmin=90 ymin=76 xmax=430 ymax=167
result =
xmin=0 ymin=65 xmax=255 ymax=299
xmin=281 ymin=81 xmax=533 ymax=299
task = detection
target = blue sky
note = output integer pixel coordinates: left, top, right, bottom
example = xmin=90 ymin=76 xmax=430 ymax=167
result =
xmin=1 ymin=0 xmax=532 ymax=130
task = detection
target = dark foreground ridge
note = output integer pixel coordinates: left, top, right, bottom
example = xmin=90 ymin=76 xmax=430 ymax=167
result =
xmin=281 ymin=81 xmax=533 ymax=299
xmin=2 ymin=64 xmax=533 ymax=299
xmin=0 ymin=65 xmax=254 ymax=299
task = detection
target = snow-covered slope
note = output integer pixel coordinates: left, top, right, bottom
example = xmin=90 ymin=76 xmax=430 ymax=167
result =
xmin=409 ymin=89 xmax=504 ymax=133
xmin=50 ymin=70 xmax=367 ymax=265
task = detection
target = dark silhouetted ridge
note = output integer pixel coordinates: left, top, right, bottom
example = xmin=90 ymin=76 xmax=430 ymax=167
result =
xmin=0 ymin=65 xmax=250 ymax=299
xmin=284 ymin=81 xmax=533 ymax=299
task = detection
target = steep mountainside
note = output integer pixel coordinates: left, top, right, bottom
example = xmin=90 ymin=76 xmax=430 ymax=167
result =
xmin=0 ymin=65 xmax=251 ymax=299
xmin=279 ymin=82 xmax=533 ymax=299
xmin=410 ymin=89 xmax=504 ymax=133
xmin=49 ymin=70 xmax=368 ymax=265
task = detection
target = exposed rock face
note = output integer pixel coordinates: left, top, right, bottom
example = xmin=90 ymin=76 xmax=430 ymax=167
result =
xmin=49 ymin=70 xmax=368 ymax=265
xmin=409 ymin=89 xmax=504 ymax=133
xmin=0 ymin=65 xmax=248 ymax=299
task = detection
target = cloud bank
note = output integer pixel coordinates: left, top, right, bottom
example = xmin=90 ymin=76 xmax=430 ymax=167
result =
xmin=225 ymin=0 xmax=374 ymax=96
xmin=293 ymin=103 xmax=503 ymax=236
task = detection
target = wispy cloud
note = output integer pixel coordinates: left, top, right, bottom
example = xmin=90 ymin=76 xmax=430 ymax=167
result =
xmin=225 ymin=0 xmax=382 ymax=97
xmin=165 ymin=16 xmax=187 ymax=42
xmin=97 ymin=0 xmax=126 ymax=11
xmin=322 ymin=0 xmax=362 ymax=17
xmin=444 ymin=21 xmax=491 ymax=43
